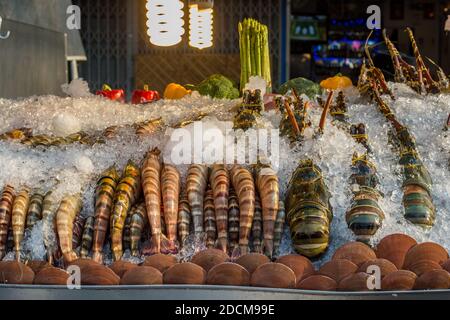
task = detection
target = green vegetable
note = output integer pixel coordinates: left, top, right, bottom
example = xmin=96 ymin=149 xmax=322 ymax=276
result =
xmin=195 ymin=74 xmax=240 ymax=100
xmin=279 ymin=77 xmax=322 ymax=99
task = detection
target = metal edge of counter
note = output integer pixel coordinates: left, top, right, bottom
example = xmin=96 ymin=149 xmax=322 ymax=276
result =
xmin=0 ymin=284 xmax=449 ymax=300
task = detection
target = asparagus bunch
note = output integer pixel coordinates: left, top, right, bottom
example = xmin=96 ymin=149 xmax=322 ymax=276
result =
xmin=238 ymin=18 xmax=272 ymax=93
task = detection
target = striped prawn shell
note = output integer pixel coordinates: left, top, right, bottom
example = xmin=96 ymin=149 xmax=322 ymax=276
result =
xmin=56 ymin=195 xmax=83 ymax=263
xmin=255 ymin=165 xmax=279 ymax=259
xmin=122 ymin=214 xmax=132 ymax=252
xmin=80 ymin=216 xmax=94 ymax=259
xmin=92 ymin=166 xmax=120 ymax=263
xmin=400 ymin=150 xmax=435 ymax=227
xmin=72 ymin=213 xmax=86 ymax=249
xmin=230 ymin=165 xmax=255 ymax=255
xmin=12 ymin=187 xmax=31 ymax=261
xmin=251 ymin=195 xmax=263 ymax=254
xmin=26 ymin=193 xmax=44 ymax=230
xmin=204 ymin=189 xmax=217 ymax=248
xmin=141 ymin=148 xmax=162 ymax=254
xmin=209 ymin=164 xmax=229 ymax=252
xmin=346 ymin=155 xmax=385 ymax=241
xmin=0 ymin=185 xmax=15 ymax=260
xmin=135 ymin=118 xmax=163 ymax=136
xmin=161 ymin=164 xmax=180 ymax=242
xmin=273 ymin=200 xmax=285 ymax=257
xmin=110 ymin=160 xmax=141 ymax=261
xmin=227 ymin=188 xmax=240 ymax=252
xmin=177 ymin=194 xmax=191 ymax=247
xmin=42 ymin=191 xmax=59 ymax=264
xmin=285 ymin=159 xmax=333 ymax=258
xmin=186 ymin=164 xmax=209 ymax=235
xmin=130 ymin=202 xmax=148 ymax=256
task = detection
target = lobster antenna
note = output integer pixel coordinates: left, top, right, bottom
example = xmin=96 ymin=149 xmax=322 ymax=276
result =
xmin=364 ymin=30 xmax=376 ymax=68
xmin=319 ymin=91 xmax=334 ymax=133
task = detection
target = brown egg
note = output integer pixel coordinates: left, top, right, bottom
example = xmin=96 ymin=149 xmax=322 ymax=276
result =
xmin=375 ymin=234 xmax=417 ymax=269
xmin=163 ymin=262 xmax=206 ymax=285
xmin=235 ymin=253 xmax=270 ymax=274
xmin=120 ymin=266 xmax=163 ymax=285
xmin=250 ymin=263 xmax=296 ymax=289
xmin=318 ymin=259 xmax=358 ymax=283
xmin=276 ymin=254 xmax=315 ymax=282
xmin=332 ymin=242 xmax=376 ymax=266
xmin=338 ymin=272 xmax=371 ymax=291
xmin=406 ymin=259 xmax=442 ymax=276
xmin=110 ymin=261 xmax=138 ymax=278
xmin=358 ymin=259 xmax=398 ymax=279
xmin=142 ymin=254 xmax=178 ymax=273
xmin=68 ymin=258 xmax=100 ymax=272
xmin=381 ymin=270 xmax=417 ymax=291
xmin=414 ymin=269 xmax=450 ymax=290
xmin=206 ymin=263 xmax=250 ymax=286
xmin=0 ymin=261 xmax=35 ymax=284
xmin=191 ymin=249 xmax=229 ymax=272
xmin=297 ymin=275 xmax=337 ymax=291
xmin=403 ymin=242 xmax=449 ymax=269
xmin=80 ymin=264 xmax=120 ymax=285
xmin=27 ymin=261 xmax=51 ymax=274
xmin=34 ymin=266 xmax=69 ymax=285
xmin=441 ymin=259 xmax=450 ymax=273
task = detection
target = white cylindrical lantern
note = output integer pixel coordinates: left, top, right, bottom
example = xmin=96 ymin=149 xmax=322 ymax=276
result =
xmin=146 ymin=0 xmax=185 ymax=47
xmin=189 ymin=4 xmax=213 ymax=49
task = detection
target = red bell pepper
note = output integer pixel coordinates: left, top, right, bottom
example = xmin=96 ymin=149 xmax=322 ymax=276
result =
xmin=131 ymin=85 xmax=160 ymax=104
xmin=96 ymin=84 xmax=125 ymax=102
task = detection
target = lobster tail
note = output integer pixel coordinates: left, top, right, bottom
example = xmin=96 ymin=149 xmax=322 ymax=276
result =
xmin=286 ymin=160 xmax=333 ymax=258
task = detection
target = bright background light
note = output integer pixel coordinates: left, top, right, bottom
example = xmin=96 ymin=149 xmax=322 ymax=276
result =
xmin=189 ymin=4 xmax=213 ymax=49
xmin=146 ymin=0 xmax=185 ymax=47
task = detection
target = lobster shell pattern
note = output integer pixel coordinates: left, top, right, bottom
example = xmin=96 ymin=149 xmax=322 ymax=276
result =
xmin=230 ymin=165 xmax=255 ymax=255
xmin=273 ymin=201 xmax=286 ymax=257
xmin=26 ymin=193 xmax=43 ymax=231
xmin=251 ymin=195 xmax=263 ymax=254
xmin=130 ymin=202 xmax=148 ymax=256
xmin=209 ymin=165 xmax=229 ymax=252
xmin=177 ymin=194 xmax=191 ymax=247
xmin=278 ymin=96 xmax=310 ymax=142
xmin=285 ymin=159 xmax=333 ymax=258
xmin=111 ymin=160 xmax=141 ymax=261
xmin=56 ymin=195 xmax=83 ymax=263
xmin=72 ymin=213 xmax=86 ymax=249
xmin=186 ymin=164 xmax=209 ymax=235
xmin=92 ymin=166 xmax=120 ymax=263
xmin=204 ymin=189 xmax=216 ymax=248
xmin=346 ymin=154 xmax=385 ymax=241
xmin=141 ymin=148 xmax=162 ymax=254
xmin=255 ymin=165 xmax=280 ymax=259
xmin=135 ymin=118 xmax=163 ymax=136
xmin=161 ymin=164 xmax=180 ymax=244
xmin=80 ymin=216 xmax=94 ymax=259
xmin=0 ymin=185 xmax=15 ymax=259
xmin=228 ymin=188 xmax=240 ymax=252
xmin=12 ymin=188 xmax=31 ymax=261
xmin=233 ymin=90 xmax=263 ymax=131
xmin=42 ymin=191 xmax=59 ymax=264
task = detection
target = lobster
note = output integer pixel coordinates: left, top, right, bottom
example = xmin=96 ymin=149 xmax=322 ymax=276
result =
xmin=80 ymin=216 xmax=94 ymax=259
xmin=233 ymin=90 xmax=263 ymax=131
xmin=26 ymin=193 xmax=44 ymax=231
xmin=277 ymin=90 xmax=311 ymax=142
xmin=285 ymin=159 xmax=333 ymax=258
xmin=204 ymin=189 xmax=217 ymax=248
xmin=129 ymin=202 xmax=148 ymax=257
xmin=209 ymin=164 xmax=229 ymax=252
xmin=11 ymin=187 xmax=31 ymax=261
xmin=230 ymin=165 xmax=255 ymax=256
xmin=110 ymin=160 xmax=141 ymax=261
xmin=371 ymin=82 xmax=435 ymax=227
xmin=56 ymin=194 xmax=83 ymax=263
xmin=177 ymin=193 xmax=191 ymax=248
xmin=92 ymin=166 xmax=120 ymax=263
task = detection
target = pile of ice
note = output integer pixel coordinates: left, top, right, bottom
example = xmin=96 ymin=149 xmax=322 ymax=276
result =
xmin=0 ymin=81 xmax=448 ymax=265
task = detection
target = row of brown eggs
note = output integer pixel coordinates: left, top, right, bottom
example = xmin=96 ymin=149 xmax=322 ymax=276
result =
xmin=0 ymin=234 xmax=449 ymax=291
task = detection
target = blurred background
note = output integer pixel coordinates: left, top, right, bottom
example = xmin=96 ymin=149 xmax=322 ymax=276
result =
xmin=1 ymin=0 xmax=449 ymax=98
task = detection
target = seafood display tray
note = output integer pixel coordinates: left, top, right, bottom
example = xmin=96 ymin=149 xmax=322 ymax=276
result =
xmin=1 ymin=284 xmax=449 ymax=300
